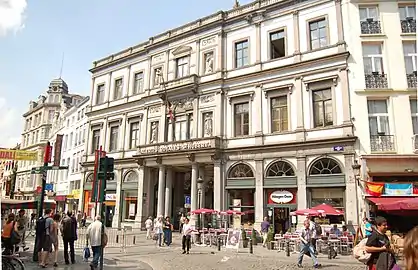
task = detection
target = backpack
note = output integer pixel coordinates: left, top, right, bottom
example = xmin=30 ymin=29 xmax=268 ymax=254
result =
xmin=36 ymin=217 xmax=47 ymax=238
xmin=353 ymin=238 xmax=371 ymax=264
xmin=314 ymin=223 xmax=322 ymax=236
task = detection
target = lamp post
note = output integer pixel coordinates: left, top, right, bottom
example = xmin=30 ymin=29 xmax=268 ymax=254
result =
xmin=351 ymin=160 xmax=362 ymax=242
xmin=197 ymin=176 xmax=204 ymax=230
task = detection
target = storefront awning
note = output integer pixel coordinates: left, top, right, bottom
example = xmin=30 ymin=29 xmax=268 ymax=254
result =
xmin=367 ymin=197 xmax=410 ymax=209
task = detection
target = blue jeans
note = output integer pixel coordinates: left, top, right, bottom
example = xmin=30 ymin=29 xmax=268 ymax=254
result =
xmin=91 ymin=246 xmax=101 ymax=267
xmin=164 ymin=230 xmax=172 ymax=246
xmin=156 ymin=233 xmax=163 ymax=246
xmin=297 ymin=242 xmax=318 ymax=266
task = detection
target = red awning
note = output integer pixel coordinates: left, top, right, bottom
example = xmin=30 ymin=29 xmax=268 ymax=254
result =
xmin=367 ymin=197 xmax=409 ymax=209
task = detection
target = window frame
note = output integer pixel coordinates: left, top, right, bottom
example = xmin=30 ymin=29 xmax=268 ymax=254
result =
xmin=109 ymin=125 xmax=119 ymax=152
xmin=359 ymin=6 xmax=379 ymax=21
xmin=268 ymin=27 xmax=287 ymax=60
xmin=410 ymin=99 xmax=418 ymax=134
xmin=129 ymin=121 xmax=140 ymax=149
xmin=362 ymin=43 xmax=384 ymax=74
xmin=307 ymin=16 xmax=329 ymax=51
xmin=233 ymin=38 xmax=250 ymax=69
xmin=403 ymin=41 xmax=417 ymax=74
xmin=233 ymin=102 xmax=250 ymax=137
xmin=367 ymin=99 xmax=390 ymax=135
xmin=96 ymin=84 xmax=105 ymax=105
xmin=269 ymin=93 xmax=290 ymax=133
xmin=312 ymin=88 xmax=334 ymax=128
xmin=399 ymin=5 xmax=416 ymax=20
xmin=176 ymin=56 xmax=190 ymax=78
xmin=132 ymin=72 xmax=144 ymax=95
xmin=91 ymin=129 xmax=101 ymax=154
xmin=113 ymin=78 xmax=124 ymax=100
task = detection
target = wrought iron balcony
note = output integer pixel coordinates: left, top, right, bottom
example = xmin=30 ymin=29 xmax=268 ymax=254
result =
xmin=407 ymin=72 xmax=417 ymax=88
xmin=401 ymin=18 xmax=416 ymax=33
xmin=360 ymin=19 xmax=382 ymax=34
xmin=370 ymin=135 xmax=395 ymax=152
xmin=365 ymin=73 xmax=388 ymax=89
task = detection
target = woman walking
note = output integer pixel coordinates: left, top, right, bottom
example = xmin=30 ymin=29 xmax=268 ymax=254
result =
xmin=163 ymin=217 xmax=173 ymax=247
xmin=51 ymin=213 xmax=61 ymax=267
xmin=1 ymin=213 xmax=18 ymax=255
xmin=154 ymin=217 xmax=163 ymax=247
xmin=181 ymin=218 xmax=192 ymax=254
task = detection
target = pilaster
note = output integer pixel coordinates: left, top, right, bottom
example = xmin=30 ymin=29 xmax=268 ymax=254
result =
xmin=339 ymin=68 xmax=353 ymax=135
xmin=296 ymin=156 xmax=307 ymax=225
xmin=212 ymin=156 xmax=223 ymax=211
xmin=112 ymin=170 xmax=122 ymax=228
xmin=334 ymin=0 xmax=346 ymax=52
xmin=344 ymin=154 xmax=359 ymax=228
xmin=255 ymin=22 xmax=261 ymax=65
xmin=254 ymin=159 xmax=264 ymax=228
xmin=199 ymin=166 xmax=206 ymax=208
xmin=292 ymin=11 xmax=301 ymax=62
xmin=135 ymin=162 xmax=145 ymax=228
xmin=294 ymin=77 xmax=305 ymax=142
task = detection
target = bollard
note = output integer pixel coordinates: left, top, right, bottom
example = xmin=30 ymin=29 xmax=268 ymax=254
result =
xmin=133 ymin=236 xmax=136 ymax=245
xmin=286 ymin=240 xmax=290 ymax=257
xmin=217 ymin=237 xmax=221 ymax=251
xmin=249 ymin=238 xmax=253 ymax=254
xmin=328 ymin=242 xmax=332 ymax=260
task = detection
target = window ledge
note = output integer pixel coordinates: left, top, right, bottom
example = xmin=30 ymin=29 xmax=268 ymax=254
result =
xmin=359 ymin=33 xmax=387 ymax=39
xmin=400 ymin=32 xmax=416 ymax=37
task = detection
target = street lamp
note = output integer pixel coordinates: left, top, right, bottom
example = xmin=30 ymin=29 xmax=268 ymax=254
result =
xmin=351 ymin=160 xmax=362 ymax=240
xmin=197 ymin=176 xmax=204 ymax=230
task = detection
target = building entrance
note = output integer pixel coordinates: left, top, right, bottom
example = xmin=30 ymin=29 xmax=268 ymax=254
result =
xmin=269 ymin=206 xmax=296 ymax=234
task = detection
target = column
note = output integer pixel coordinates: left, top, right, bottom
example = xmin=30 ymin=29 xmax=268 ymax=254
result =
xmin=293 ymin=11 xmax=301 ymax=62
xmin=344 ymin=154 xmax=359 ymax=228
xmin=112 ymin=170 xmax=122 ymax=228
xmin=255 ymin=22 xmax=261 ymax=64
xmin=199 ymin=166 xmax=205 ymax=208
xmin=339 ymin=68 xmax=353 ymax=136
xmin=254 ymin=159 xmax=264 ymax=231
xmin=157 ymin=165 xmax=166 ymax=217
xmin=190 ymin=162 xmax=198 ymax=224
xmin=164 ymin=167 xmax=173 ymax=218
xmin=294 ymin=77 xmax=304 ymax=141
xmin=296 ymin=156 xmax=307 ymax=225
xmin=334 ymin=0 xmax=346 ymax=52
xmin=213 ymin=159 xmax=222 ymax=211
xmin=135 ymin=163 xmax=145 ymax=228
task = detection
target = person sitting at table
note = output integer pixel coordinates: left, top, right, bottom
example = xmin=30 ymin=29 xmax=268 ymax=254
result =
xmin=330 ymin=224 xmax=342 ymax=237
xmin=341 ymin=225 xmax=351 ymax=236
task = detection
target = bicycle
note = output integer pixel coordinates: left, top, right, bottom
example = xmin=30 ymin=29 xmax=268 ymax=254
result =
xmin=2 ymin=255 xmax=25 ymax=270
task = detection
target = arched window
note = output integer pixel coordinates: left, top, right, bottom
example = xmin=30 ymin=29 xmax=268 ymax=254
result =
xmin=228 ymin=163 xmax=254 ymax=178
xmin=266 ymin=161 xmax=295 ymax=176
xmin=124 ymin=171 xmax=137 ymax=182
xmin=309 ymin=158 xmax=342 ymax=175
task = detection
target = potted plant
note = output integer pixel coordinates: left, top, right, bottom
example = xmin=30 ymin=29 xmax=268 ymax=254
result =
xmin=251 ymin=228 xmax=258 ymax=246
xmin=266 ymin=226 xmax=274 ymax=250
xmin=241 ymin=229 xmax=249 ymax=248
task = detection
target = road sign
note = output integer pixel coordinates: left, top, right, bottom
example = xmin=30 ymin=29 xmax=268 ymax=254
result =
xmin=44 ymin=166 xmax=69 ymax=170
xmin=45 ymin=183 xmax=53 ymax=191
xmin=184 ymin=195 xmax=191 ymax=205
xmin=332 ymin=146 xmax=344 ymax=151
xmin=31 ymin=167 xmax=45 ymax=174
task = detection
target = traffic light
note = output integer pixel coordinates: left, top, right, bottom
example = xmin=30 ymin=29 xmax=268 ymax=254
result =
xmin=98 ymin=156 xmax=115 ymax=181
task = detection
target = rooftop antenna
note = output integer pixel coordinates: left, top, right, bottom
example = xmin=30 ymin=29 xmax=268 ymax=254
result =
xmin=233 ymin=0 xmax=240 ymax=8
xmin=59 ymin=52 xmax=65 ymax=79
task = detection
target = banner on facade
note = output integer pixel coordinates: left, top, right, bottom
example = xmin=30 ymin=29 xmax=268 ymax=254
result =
xmin=53 ymin=134 xmax=63 ymax=166
xmin=384 ymin=183 xmax=413 ymax=196
xmin=0 ymin=149 xmax=38 ymax=161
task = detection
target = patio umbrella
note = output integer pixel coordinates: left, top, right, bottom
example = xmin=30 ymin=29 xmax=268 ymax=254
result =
xmin=290 ymin=208 xmax=320 ymax=216
xmin=219 ymin=210 xmax=243 ymax=215
xmin=191 ymin=208 xmax=217 ymax=215
xmin=379 ymin=197 xmax=418 ymax=211
xmin=1 ymin=199 xmax=56 ymax=210
xmin=311 ymin=204 xmax=344 ymax=216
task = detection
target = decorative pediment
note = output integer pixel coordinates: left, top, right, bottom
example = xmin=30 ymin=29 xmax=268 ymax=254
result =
xmin=172 ymin=45 xmax=192 ymax=56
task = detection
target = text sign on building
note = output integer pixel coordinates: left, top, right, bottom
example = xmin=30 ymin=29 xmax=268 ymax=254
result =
xmin=0 ymin=149 xmax=38 ymax=161
xmin=53 ymin=134 xmax=63 ymax=166
xmin=139 ymin=139 xmax=214 ymax=155
xmin=332 ymin=146 xmax=344 ymax=152
xmin=270 ymin=190 xmax=294 ymax=204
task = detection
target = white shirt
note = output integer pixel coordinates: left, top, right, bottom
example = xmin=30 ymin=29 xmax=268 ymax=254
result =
xmin=182 ymin=224 xmax=193 ymax=236
xmin=145 ymin=219 xmax=153 ymax=229
xmin=154 ymin=221 xmax=163 ymax=234
xmin=86 ymin=220 xmax=104 ymax=247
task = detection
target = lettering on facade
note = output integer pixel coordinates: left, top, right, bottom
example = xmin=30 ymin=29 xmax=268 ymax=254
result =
xmin=152 ymin=53 xmax=165 ymax=64
xmin=200 ymin=94 xmax=215 ymax=104
xmin=139 ymin=140 xmax=214 ymax=154
xmin=149 ymin=105 xmax=161 ymax=114
xmin=201 ymin=36 xmax=217 ymax=48
xmin=270 ymin=190 xmax=294 ymax=204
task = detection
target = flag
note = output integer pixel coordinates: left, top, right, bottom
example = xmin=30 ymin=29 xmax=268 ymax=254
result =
xmin=167 ymin=100 xmax=174 ymax=121
xmin=384 ymin=183 xmax=413 ymax=196
xmin=365 ymin=181 xmax=384 ymax=196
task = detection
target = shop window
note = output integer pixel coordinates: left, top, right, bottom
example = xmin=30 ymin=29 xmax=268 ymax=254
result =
xmin=123 ymin=192 xmax=137 ymax=220
xmin=310 ymin=188 xmax=344 ymax=211
xmin=124 ymin=171 xmax=137 ymax=182
xmin=266 ymin=161 xmax=295 ymax=177
xmin=228 ymin=189 xmax=255 ymax=225
xmin=228 ymin=163 xmax=254 ymax=178
xmin=309 ymin=158 xmax=342 ymax=175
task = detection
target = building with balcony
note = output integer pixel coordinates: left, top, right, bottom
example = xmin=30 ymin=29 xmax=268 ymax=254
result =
xmin=46 ymin=96 xmax=89 ymax=212
xmin=16 ymin=78 xmax=84 ymax=201
xmin=81 ymin=0 xmax=359 ymax=230
xmin=342 ymin=1 xmax=418 ymax=219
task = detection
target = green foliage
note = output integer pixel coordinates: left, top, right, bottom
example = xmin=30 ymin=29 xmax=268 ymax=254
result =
xmin=251 ymin=228 xmax=258 ymax=245
xmin=266 ymin=225 xmax=274 ymax=243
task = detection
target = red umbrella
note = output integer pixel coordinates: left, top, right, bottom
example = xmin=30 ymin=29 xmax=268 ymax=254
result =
xmin=191 ymin=208 xmax=217 ymax=215
xmin=379 ymin=197 xmax=418 ymax=211
xmin=290 ymin=208 xmax=320 ymax=216
xmin=311 ymin=204 xmax=344 ymax=216
xmin=219 ymin=210 xmax=243 ymax=215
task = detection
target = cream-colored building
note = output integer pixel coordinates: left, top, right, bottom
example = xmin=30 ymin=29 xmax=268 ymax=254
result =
xmin=16 ymin=79 xmax=84 ymax=201
xmin=82 ymin=0 xmax=359 ymax=230
xmin=342 ymin=1 xmax=417 ymax=218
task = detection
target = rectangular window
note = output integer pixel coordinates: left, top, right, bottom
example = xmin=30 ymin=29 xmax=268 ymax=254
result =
xmin=403 ymin=42 xmax=417 ymax=74
xmin=270 ymin=30 xmax=286 ymax=59
xmin=114 ymin=78 xmax=123 ymax=100
xmin=91 ymin=130 xmax=100 ymax=154
xmin=309 ymin=18 xmax=327 ymax=50
xmin=235 ymin=40 xmax=249 ymax=68
xmin=176 ymin=56 xmax=189 ymax=78
xmin=410 ymin=100 xmax=418 ymax=134
xmin=173 ymin=115 xmax=192 ymax=141
xmin=82 ymin=126 xmax=86 ymax=142
xmin=109 ymin=126 xmax=119 ymax=152
xmin=367 ymin=100 xmax=390 ymax=135
xmin=313 ymin=89 xmax=333 ymax=127
xmin=129 ymin=122 xmax=140 ymax=149
xmin=74 ymin=129 xmax=78 ymax=146
xmin=362 ymin=44 xmax=384 ymax=74
xmin=399 ymin=5 xmax=416 ymax=20
xmin=359 ymin=6 xmax=381 ymax=34
xmin=234 ymin=102 xmax=250 ymax=136
xmin=69 ymin=132 xmax=73 ymax=150
xmin=48 ymin=110 xmax=54 ymax=123
xmin=96 ymin=84 xmax=105 ymax=104
xmin=271 ymin=96 xmax=288 ymax=132
xmin=133 ymin=72 xmax=144 ymax=94
xmin=153 ymin=67 xmax=163 ymax=87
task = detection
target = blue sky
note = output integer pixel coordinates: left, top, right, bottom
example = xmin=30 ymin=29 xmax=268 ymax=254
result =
xmin=0 ymin=0 xmax=252 ymax=147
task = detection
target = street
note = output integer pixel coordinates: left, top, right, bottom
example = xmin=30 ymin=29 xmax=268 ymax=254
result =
xmin=19 ymin=233 xmax=370 ymax=270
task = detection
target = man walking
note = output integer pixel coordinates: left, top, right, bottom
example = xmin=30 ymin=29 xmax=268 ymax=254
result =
xmin=297 ymin=220 xmax=320 ymax=268
xmin=261 ymin=217 xmax=270 ymax=247
xmin=36 ymin=209 xmax=54 ymax=268
xmin=86 ymin=215 xmax=107 ymax=270
xmin=60 ymin=211 xmax=77 ymax=265
xmin=15 ymin=209 xmax=29 ymax=252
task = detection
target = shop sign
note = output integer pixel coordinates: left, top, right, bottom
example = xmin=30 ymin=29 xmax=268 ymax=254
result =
xmin=139 ymin=139 xmax=214 ymax=154
xmin=71 ymin=189 xmax=80 ymax=199
xmin=270 ymin=190 xmax=294 ymax=204
xmin=0 ymin=149 xmax=38 ymax=161
xmin=105 ymin=194 xmax=117 ymax=201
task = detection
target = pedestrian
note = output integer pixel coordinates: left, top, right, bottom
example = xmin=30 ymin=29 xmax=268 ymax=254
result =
xmin=404 ymin=226 xmax=418 ymax=270
xmin=154 ymin=217 xmax=163 ymax=247
xmin=1 ymin=213 xmax=19 ymax=255
xmin=365 ymin=216 xmax=395 ymax=270
xmin=15 ymin=209 xmax=29 ymax=252
xmin=86 ymin=215 xmax=107 ymax=270
xmin=145 ymin=216 xmax=153 ymax=240
xmin=308 ymin=216 xmax=321 ymax=255
xmin=261 ymin=217 xmax=270 ymax=247
xmin=181 ymin=218 xmax=192 ymax=254
xmin=163 ymin=216 xmax=173 ymax=247
xmin=51 ymin=213 xmax=61 ymax=267
xmin=36 ymin=209 xmax=54 ymax=268
xmin=179 ymin=214 xmax=185 ymax=234
xmin=81 ymin=212 xmax=87 ymax=227
xmin=77 ymin=211 xmax=82 ymax=226
xmin=364 ymin=217 xmax=373 ymax=237
xmin=297 ymin=220 xmax=320 ymax=269
xmin=60 ymin=211 xmax=78 ymax=265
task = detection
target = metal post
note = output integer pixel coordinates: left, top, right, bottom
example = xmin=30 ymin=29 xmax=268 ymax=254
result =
xmin=217 ymin=237 xmax=221 ymax=251
xmin=328 ymin=241 xmax=332 ymax=259
xmin=286 ymin=240 xmax=290 ymax=257
xmin=99 ymin=157 xmax=107 ymax=270
xmin=249 ymin=238 xmax=253 ymax=254
xmin=33 ymin=142 xmax=51 ymax=262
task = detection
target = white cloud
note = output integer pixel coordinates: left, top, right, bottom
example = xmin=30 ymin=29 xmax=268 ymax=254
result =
xmin=0 ymin=97 xmax=21 ymax=148
xmin=0 ymin=0 xmax=27 ymax=37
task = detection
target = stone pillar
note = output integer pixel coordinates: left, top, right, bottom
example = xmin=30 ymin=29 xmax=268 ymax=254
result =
xmin=164 ymin=167 xmax=173 ymax=218
xmin=212 ymin=155 xmax=222 ymax=211
xmin=191 ymin=162 xmax=198 ymax=225
xmin=254 ymin=159 xmax=264 ymax=231
xmin=334 ymin=0 xmax=346 ymax=52
xmin=199 ymin=166 xmax=206 ymax=208
xmin=344 ymin=154 xmax=359 ymax=228
xmin=293 ymin=11 xmax=301 ymax=62
xmin=255 ymin=22 xmax=261 ymax=64
xmin=157 ymin=165 xmax=166 ymax=217
xmin=112 ymin=170 xmax=122 ymax=228
xmin=296 ymin=156 xmax=307 ymax=225
xmin=339 ymin=68 xmax=353 ymax=136
xmin=135 ymin=162 xmax=145 ymax=228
